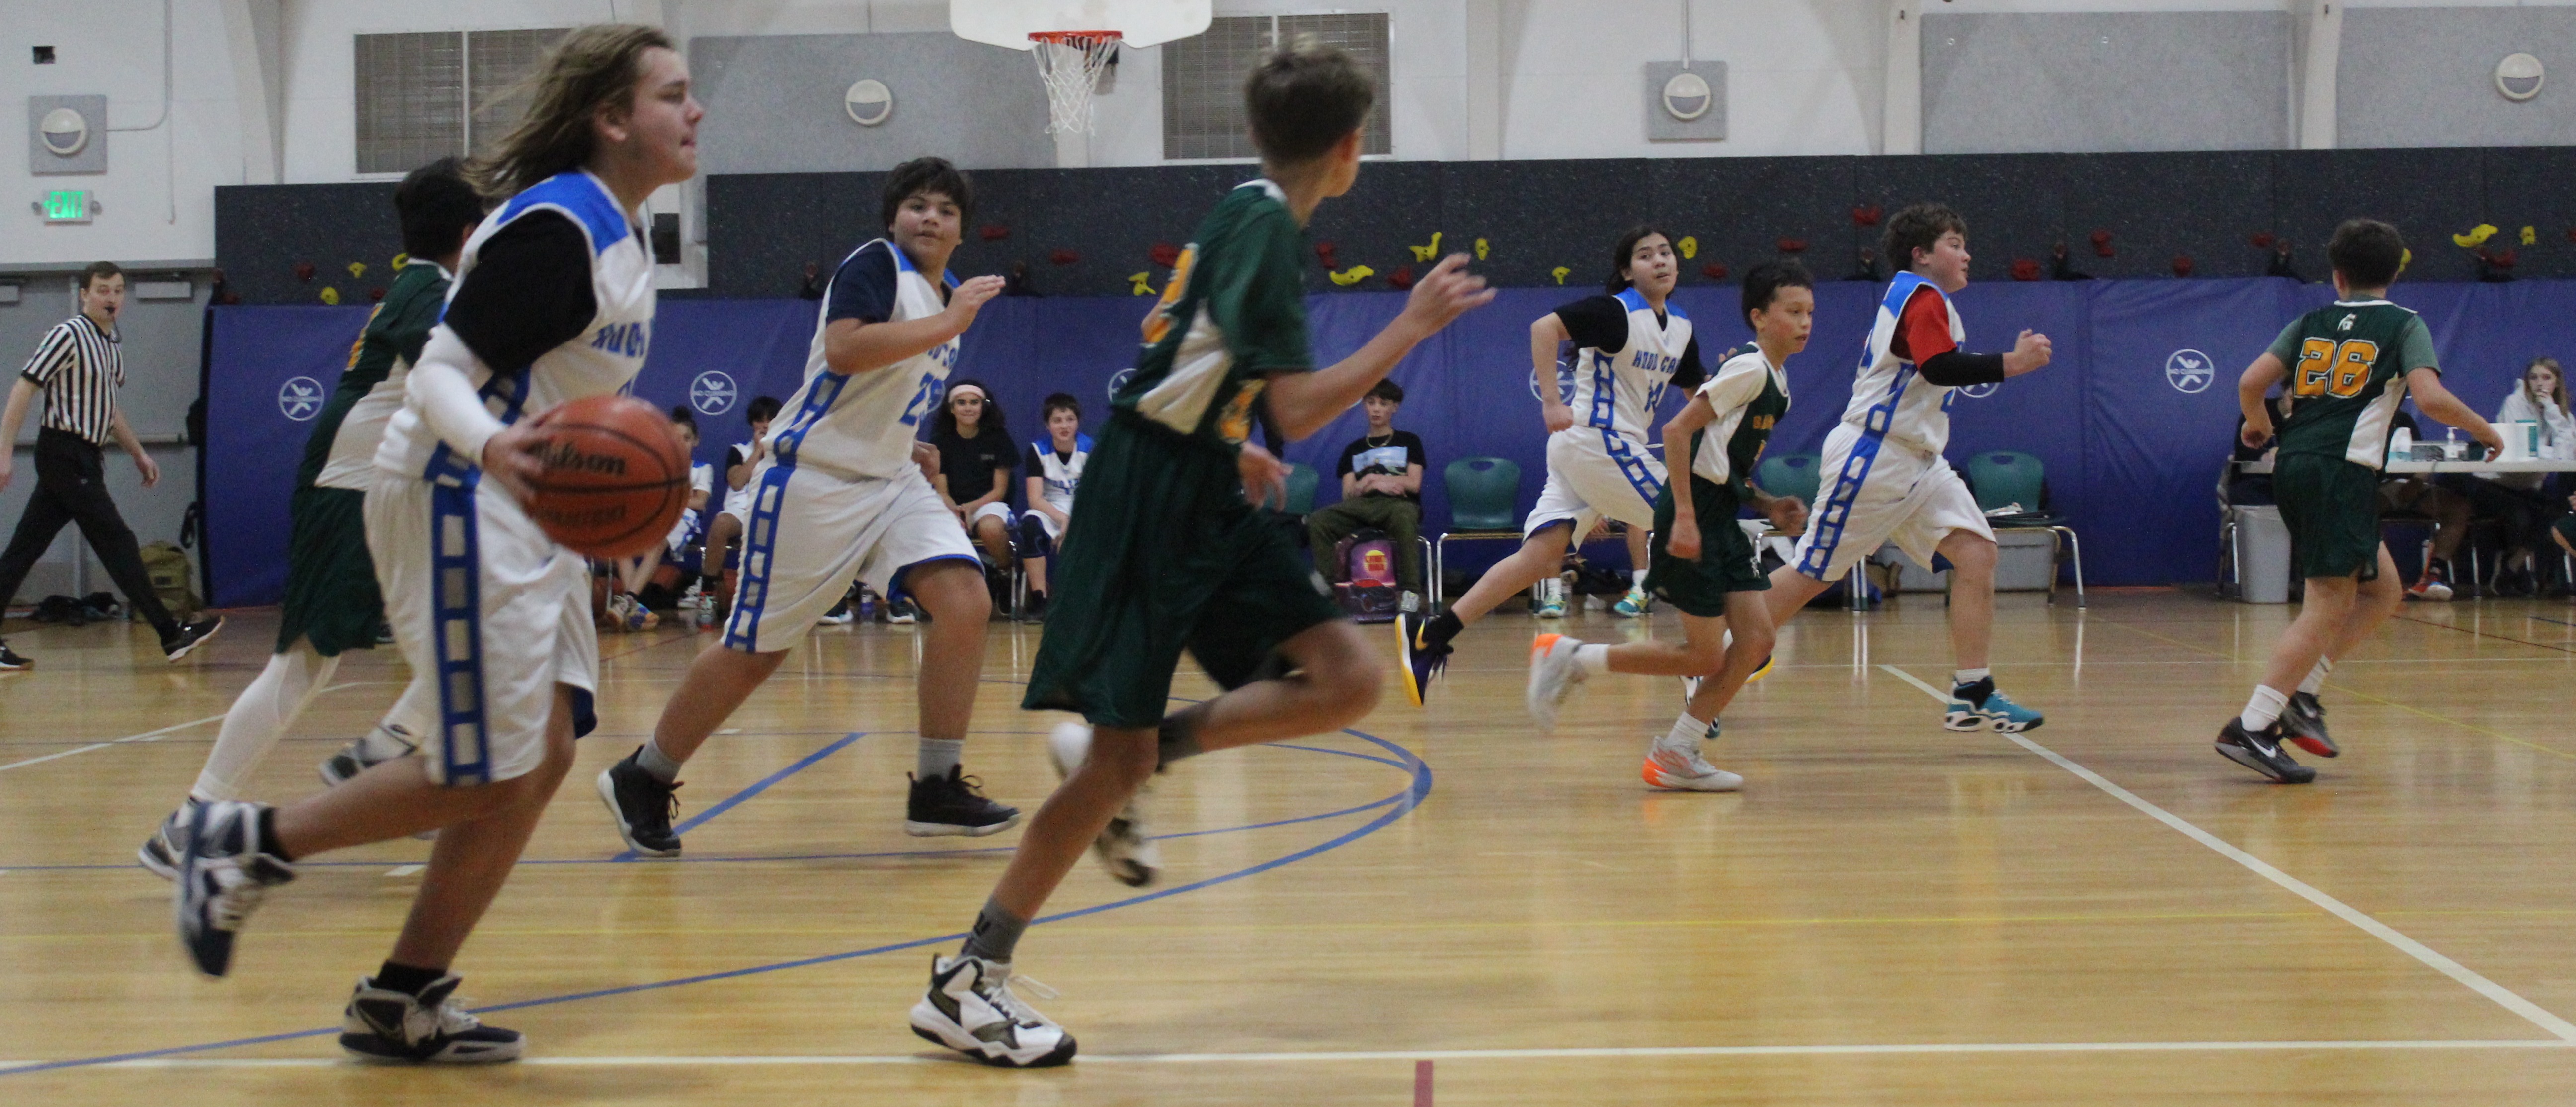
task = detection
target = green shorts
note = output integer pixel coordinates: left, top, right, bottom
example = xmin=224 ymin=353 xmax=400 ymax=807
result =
xmin=2275 ymin=453 xmax=2383 ymax=581
xmin=276 ymin=484 xmax=387 ymax=656
xmin=1642 ymin=478 xmax=1770 ymax=618
xmin=1023 ymin=416 xmax=1344 ymax=729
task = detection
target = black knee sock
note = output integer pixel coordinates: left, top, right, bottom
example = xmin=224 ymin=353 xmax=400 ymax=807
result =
xmin=1423 ymin=610 xmax=1463 ymax=648
xmin=1158 ymin=704 xmax=1209 ymax=769
xmin=960 ymin=897 xmax=1029 ymax=964
xmin=255 ymin=807 xmax=295 ymax=862
xmin=373 ymin=960 xmax=446 ymax=996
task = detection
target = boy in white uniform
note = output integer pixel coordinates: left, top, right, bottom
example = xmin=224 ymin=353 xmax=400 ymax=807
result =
xmin=1015 ymin=391 xmax=1089 ymax=622
xmin=171 ymin=25 xmax=702 ymax=1063
xmin=596 ymin=158 xmax=1021 ymax=856
xmin=1397 ymin=226 xmax=1702 ymax=704
xmin=1762 ymin=203 xmax=2055 ymax=731
xmin=701 ymin=394 xmax=778 ymax=627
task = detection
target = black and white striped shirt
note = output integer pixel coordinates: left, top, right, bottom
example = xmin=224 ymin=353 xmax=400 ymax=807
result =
xmin=18 ymin=314 xmax=122 ymax=445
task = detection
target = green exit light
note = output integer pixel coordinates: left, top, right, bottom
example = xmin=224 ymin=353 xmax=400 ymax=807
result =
xmin=41 ymin=190 xmax=90 ymax=223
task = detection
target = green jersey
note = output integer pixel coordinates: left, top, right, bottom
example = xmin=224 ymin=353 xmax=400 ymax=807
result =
xmin=1686 ymin=345 xmax=1790 ymax=505
xmin=2263 ymin=299 xmax=2437 ymax=469
xmin=1118 ymin=179 xmax=1312 ymax=457
xmin=301 ymin=259 xmax=448 ymax=487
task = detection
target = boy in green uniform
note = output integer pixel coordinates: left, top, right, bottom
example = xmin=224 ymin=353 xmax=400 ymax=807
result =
xmin=907 ymin=40 xmax=1492 ymax=1068
xmin=1524 ymin=261 xmax=1814 ymax=792
xmin=2218 ymin=219 xmax=2498 ymax=783
xmin=136 ymin=160 xmax=483 ymax=875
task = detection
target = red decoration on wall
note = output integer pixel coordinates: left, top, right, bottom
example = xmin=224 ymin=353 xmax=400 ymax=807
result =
xmin=2089 ymin=230 xmax=2115 ymax=258
xmin=1386 ymin=264 xmax=1417 ymax=291
xmin=979 ymin=224 xmax=1011 ymax=241
xmin=2171 ymin=255 xmax=2195 ymax=277
xmin=368 ymin=287 xmax=387 ymax=302
xmin=2481 ymin=248 xmax=2519 ymax=269
xmin=1048 ymin=249 xmax=1080 ymax=266
xmin=2249 ymin=232 xmax=2276 ymax=249
xmin=294 ymin=262 xmax=316 ymax=282
xmin=2011 ymin=258 xmax=2041 ymax=282
xmin=1700 ymin=262 xmax=1728 ymax=280
xmin=1776 ymin=238 xmax=1806 ymax=254
xmin=2566 ymin=228 xmax=2576 ymax=245
xmin=1851 ymin=205 xmax=1883 ymax=227
xmin=1315 ymin=240 xmax=1340 ymax=269
xmin=1149 ymin=242 xmax=1181 ymax=269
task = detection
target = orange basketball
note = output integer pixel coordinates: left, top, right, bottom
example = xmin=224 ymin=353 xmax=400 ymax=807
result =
xmin=524 ymin=395 xmax=692 ymax=559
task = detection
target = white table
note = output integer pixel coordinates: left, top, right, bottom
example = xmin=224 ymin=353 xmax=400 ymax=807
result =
xmin=2236 ymin=458 xmax=2576 ymax=475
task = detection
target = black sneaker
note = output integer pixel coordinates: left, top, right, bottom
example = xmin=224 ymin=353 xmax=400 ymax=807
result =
xmin=595 ymin=748 xmax=683 ymax=856
xmin=340 ymin=973 xmax=523 ymax=1064
xmin=319 ymin=727 xmax=420 ymax=786
xmin=1017 ymin=593 xmax=1048 ymax=624
xmin=175 ymin=799 xmax=297 ymax=976
xmin=137 ymin=800 xmax=198 ymax=880
xmin=2215 ymin=718 xmax=2316 ymax=784
xmin=905 ymin=766 xmax=1024 ymax=838
xmin=886 ymin=596 xmax=920 ymax=625
xmin=162 ymin=615 xmax=225 ymax=661
xmin=0 ymin=639 xmax=27 ymax=670
xmin=1394 ymin=612 xmax=1451 ymax=708
xmin=2281 ymin=692 xmax=2338 ymax=758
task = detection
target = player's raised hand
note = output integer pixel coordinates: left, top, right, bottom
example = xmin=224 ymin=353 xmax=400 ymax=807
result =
xmin=1764 ymin=495 xmax=1809 ymax=537
xmin=1399 ymin=254 xmax=1495 ymax=334
xmin=2003 ymin=330 xmax=2053 ymax=377
xmin=944 ymin=275 xmax=1008 ymax=328
xmin=1237 ymin=440 xmax=1291 ymax=509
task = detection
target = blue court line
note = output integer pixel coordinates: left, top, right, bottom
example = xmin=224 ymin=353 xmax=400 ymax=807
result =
xmin=609 ymin=732 xmax=866 ymax=862
xmin=2528 ymin=615 xmax=2576 ymax=628
xmin=0 ymin=729 xmax=1430 ymax=1077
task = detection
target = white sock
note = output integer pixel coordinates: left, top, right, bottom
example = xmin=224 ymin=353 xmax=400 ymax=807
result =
xmin=2297 ymin=657 xmax=2332 ymax=696
xmin=2241 ymin=685 xmax=2290 ymax=731
xmin=191 ymin=647 xmax=338 ymax=803
xmin=1575 ymin=643 xmax=1611 ymax=676
xmin=1661 ymin=713 xmax=1710 ymax=749
xmin=359 ymin=678 xmax=439 ymax=760
xmin=1951 ymin=667 xmax=1991 ymax=688
xmin=637 ymin=738 xmax=686 ymax=783
xmin=918 ymin=737 xmax=965 ymax=779
xmin=1630 ymin=569 xmax=1648 ymax=589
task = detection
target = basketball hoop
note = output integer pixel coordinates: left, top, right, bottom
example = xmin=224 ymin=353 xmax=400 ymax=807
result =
xmin=1029 ymin=30 xmax=1120 ymax=135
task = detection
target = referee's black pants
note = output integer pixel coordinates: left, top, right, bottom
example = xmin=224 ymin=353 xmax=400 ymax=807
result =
xmin=0 ymin=428 xmax=178 ymax=639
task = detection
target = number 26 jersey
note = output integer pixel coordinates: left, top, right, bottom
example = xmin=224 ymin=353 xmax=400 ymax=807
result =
xmin=2266 ymin=299 xmax=2438 ymax=469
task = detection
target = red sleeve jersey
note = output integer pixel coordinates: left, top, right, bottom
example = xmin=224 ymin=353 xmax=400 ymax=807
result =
xmin=1886 ymin=284 xmax=1957 ymax=365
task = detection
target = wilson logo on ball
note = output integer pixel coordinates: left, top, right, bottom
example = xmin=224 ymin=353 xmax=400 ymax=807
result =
xmin=523 ymin=395 xmax=691 ymax=559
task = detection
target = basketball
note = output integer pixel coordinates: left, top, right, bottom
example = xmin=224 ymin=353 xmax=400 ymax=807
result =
xmin=524 ymin=394 xmax=692 ymax=559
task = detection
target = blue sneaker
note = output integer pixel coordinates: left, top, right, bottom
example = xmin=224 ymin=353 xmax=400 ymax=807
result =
xmin=1613 ymin=587 xmax=1652 ymax=618
xmin=1943 ymin=679 xmax=2045 ymax=733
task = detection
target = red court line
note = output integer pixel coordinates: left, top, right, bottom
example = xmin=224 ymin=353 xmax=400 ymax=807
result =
xmin=1415 ymin=1058 xmax=1433 ymax=1106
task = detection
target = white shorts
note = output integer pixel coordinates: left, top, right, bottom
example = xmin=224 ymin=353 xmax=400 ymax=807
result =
xmin=1524 ymin=428 xmax=1668 ymax=539
xmin=1789 ymin=422 xmax=1995 ymax=582
xmin=717 ymin=483 xmax=752 ymax=526
xmin=969 ymin=501 xmax=1013 ymax=530
xmin=1021 ymin=508 xmax=1063 ymax=546
xmin=719 ymin=460 xmax=979 ymax=653
xmin=366 ymin=470 xmax=596 ymax=786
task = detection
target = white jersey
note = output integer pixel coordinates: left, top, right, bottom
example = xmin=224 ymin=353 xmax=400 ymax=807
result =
xmin=769 ymin=239 xmax=959 ymax=480
xmin=1690 ymin=348 xmax=1790 ymax=487
xmin=317 ymin=263 xmax=449 ymax=491
xmin=376 ymin=170 xmax=656 ymax=479
xmin=1031 ymin=434 xmax=1091 ymax=513
xmin=1840 ymin=272 xmax=1968 ymax=457
xmin=1565 ymin=289 xmax=1694 ymax=444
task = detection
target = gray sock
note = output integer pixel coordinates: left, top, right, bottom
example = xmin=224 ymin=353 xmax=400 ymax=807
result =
xmin=1157 ymin=707 xmax=1208 ymax=769
xmin=917 ymin=737 xmax=964 ymax=780
xmin=960 ymin=896 xmax=1029 ymax=964
xmin=635 ymin=740 xmax=685 ymax=783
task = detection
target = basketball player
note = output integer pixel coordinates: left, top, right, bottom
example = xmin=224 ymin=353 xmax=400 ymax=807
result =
xmin=907 ymin=41 xmax=1491 ymax=1067
xmin=2215 ymin=219 xmax=2499 ymax=783
xmin=171 ymin=26 xmax=700 ymax=1063
xmin=594 ymin=157 xmax=1021 ymax=856
xmin=1016 ymin=391 xmax=1089 ymax=622
xmin=1396 ymin=225 xmax=1703 ymax=704
xmin=1526 ymin=261 xmax=1816 ymax=791
xmin=1757 ymin=203 xmax=2053 ymax=732
xmin=135 ymin=159 xmax=480 ymax=879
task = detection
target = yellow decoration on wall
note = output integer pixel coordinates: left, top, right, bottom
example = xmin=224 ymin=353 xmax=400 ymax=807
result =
xmin=2399 ymin=248 xmax=2412 ymax=272
xmin=391 ymin=253 xmax=411 ymax=270
xmin=1677 ymin=236 xmax=1698 ymax=260
xmin=319 ymin=286 xmax=341 ymax=305
xmin=2522 ymin=225 xmax=2538 ymax=246
xmin=1550 ymin=265 xmax=1570 ymax=285
xmin=1329 ymin=265 xmax=1376 ymax=286
xmin=1129 ymin=272 xmax=1156 ymax=296
xmin=1474 ymin=238 xmax=1489 ymax=260
xmin=347 ymin=261 xmax=367 ymax=279
xmin=1409 ymin=231 xmax=1443 ymax=261
xmin=2451 ymin=224 xmax=2498 ymax=248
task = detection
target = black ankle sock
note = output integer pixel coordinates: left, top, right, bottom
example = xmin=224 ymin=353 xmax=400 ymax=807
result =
xmin=959 ymin=897 xmax=1029 ymax=964
xmin=1424 ymin=611 xmax=1463 ymax=648
xmin=1952 ymin=677 xmax=1995 ymax=706
xmin=373 ymin=961 xmax=445 ymax=996
xmin=255 ymin=807 xmax=295 ymax=862
xmin=1157 ymin=706 xmax=1208 ymax=769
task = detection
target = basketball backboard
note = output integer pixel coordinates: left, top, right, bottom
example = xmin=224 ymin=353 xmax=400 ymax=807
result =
xmin=951 ymin=0 xmax=1211 ymax=50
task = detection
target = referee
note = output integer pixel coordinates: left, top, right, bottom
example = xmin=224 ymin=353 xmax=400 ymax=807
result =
xmin=0 ymin=262 xmax=221 ymax=669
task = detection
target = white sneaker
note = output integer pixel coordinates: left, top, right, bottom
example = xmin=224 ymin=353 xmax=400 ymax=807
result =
xmin=1525 ymin=633 xmax=1588 ymax=732
xmin=1046 ymin=722 xmax=1160 ymax=887
xmin=1641 ymin=742 xmax=1744 ymax=791
xmin=1533 ymin=578 xmax=1567 ymax=618
xmin=910 ymin=954 xmax=1076 ymax=1068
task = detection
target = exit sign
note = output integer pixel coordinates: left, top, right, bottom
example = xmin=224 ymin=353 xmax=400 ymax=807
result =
xmin=40 ymin=190 xmax=91 ymax=223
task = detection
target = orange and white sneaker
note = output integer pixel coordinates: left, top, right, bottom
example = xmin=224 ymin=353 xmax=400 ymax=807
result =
xmin=2407 ymin=565 xmax=2454 ymax=602
xmin=1526 ymin=634 xmax=1589 ymax=732
xmin=1642 ymin=741 xmax=1744 ymax=792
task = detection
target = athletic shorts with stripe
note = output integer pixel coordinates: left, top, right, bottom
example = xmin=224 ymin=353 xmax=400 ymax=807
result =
xmin=365 ymin=470 xmax=597 ymax=787
xmin=719 ymin=459 xmax=979 ymax=653
xmin=1525 ymin=428 xmax=1668 ymax=539
xmin=1789 ymin=422 xmax=1993 ymax=582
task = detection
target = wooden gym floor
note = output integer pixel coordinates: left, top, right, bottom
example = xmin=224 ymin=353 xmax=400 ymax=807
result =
xmin=4 ymin=588 xmax=2576 ymax=1104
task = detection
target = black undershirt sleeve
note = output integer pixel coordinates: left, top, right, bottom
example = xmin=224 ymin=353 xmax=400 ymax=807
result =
xmin=1917 ymin=350 xmax=2006 ymax=387
xmin=1553 ymin=295 xmax=1631 ymax=352
xmin=439 ymin=212 xmax=598 ymax=376
xmin=1670 ymin=336 xmax=1706 ymax=392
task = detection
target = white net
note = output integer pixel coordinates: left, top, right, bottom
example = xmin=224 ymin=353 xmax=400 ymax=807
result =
xmin=1031 ymin=32 xmax=1120 ymax=135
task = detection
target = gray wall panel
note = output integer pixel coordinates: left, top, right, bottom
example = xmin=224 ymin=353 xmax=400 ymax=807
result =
xmin=690 ymin=33 xmax=1056 ymax=175
xmin=2341 ymin=7 xmax=2576 ymax=149
xmin=1922 ymin=11 xmax=2289 ymax=156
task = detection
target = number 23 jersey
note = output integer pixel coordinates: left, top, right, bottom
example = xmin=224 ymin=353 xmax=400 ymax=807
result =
xmin=2266 ymin=299 xmax=2437 ymax=469
xmin=774 ymin=238 xmax=961 ymax=479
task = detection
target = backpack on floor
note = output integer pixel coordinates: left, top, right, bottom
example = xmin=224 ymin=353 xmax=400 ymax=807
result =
xmin=140 ymin=541 xmax=200 ymax=621
xmin=1332 ymin=528 xmax=1401 ymax=623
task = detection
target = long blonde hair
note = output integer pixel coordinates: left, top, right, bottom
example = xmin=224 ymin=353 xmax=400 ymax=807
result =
xmin=2525 ymin=357 xmax=2570 ymax=419
xmin=469 ymin=24 xmax=674 ymax=199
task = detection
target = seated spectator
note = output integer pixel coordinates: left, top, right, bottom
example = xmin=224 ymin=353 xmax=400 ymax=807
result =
xmin=2226 ymin=392 xmax=2294 ymax=506
xmin=703 ymin=395 xmax=781 ymax=626
xmin=931 ymin=379 xmax=1019 ymax=609
xmin=1016 ymin=393 xmax=1088 ymax=624
xmin=623 ymin=406 xmax=713 ymax=613
xmin=2379 ymin=409 xmax=2474 ymax=600
xmin=2457 ymin=358 xmax=2575 ymax=595
xmin=1307 ymin=379 xmax=1427 ymax=600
